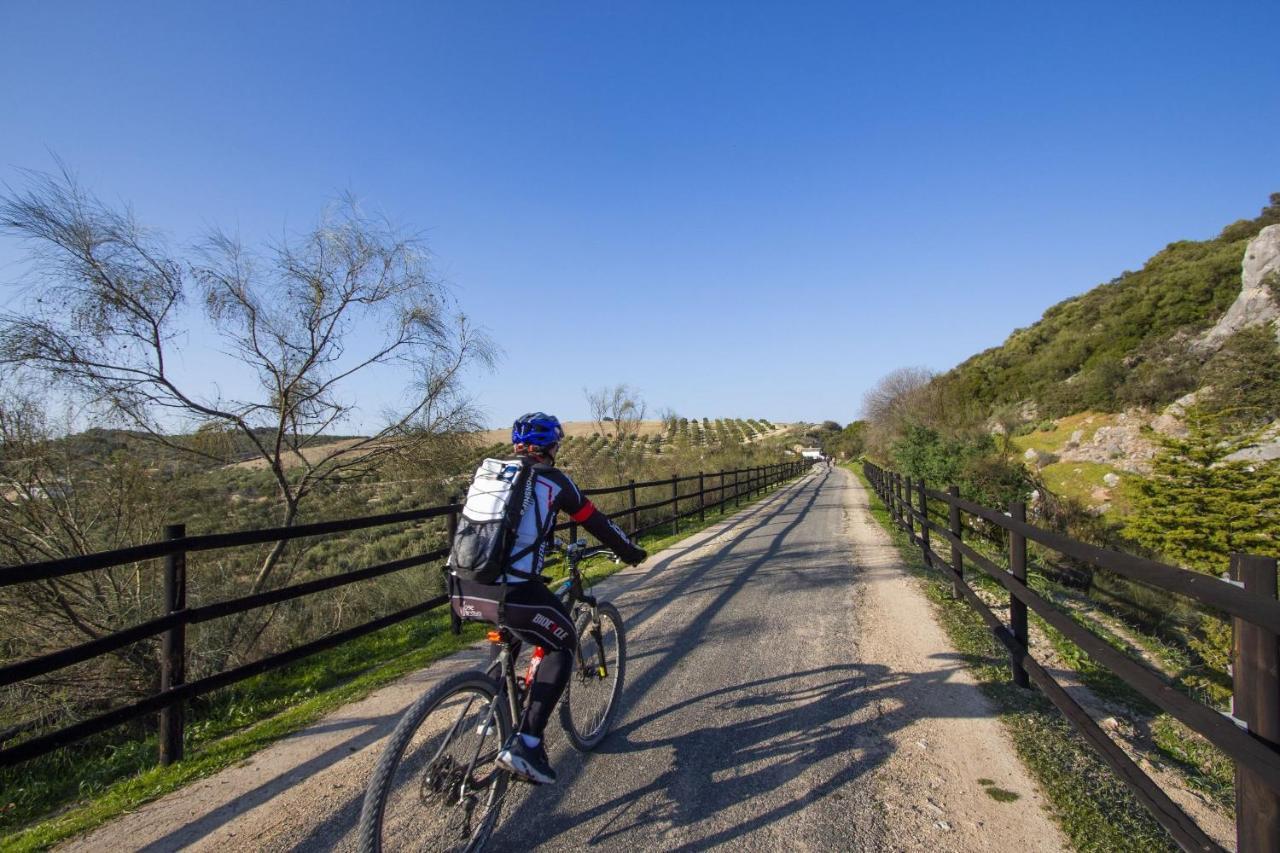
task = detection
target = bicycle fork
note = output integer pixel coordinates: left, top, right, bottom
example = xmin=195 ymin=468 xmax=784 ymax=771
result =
xmin=579 ymin=602 xmax=608 ymax=680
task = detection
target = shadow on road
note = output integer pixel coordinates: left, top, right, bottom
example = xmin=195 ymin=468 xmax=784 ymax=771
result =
xmin=482 ymin=467 xmax=1002 ymax=851
xmin=494 ymin=660 xmax=984 ymax=852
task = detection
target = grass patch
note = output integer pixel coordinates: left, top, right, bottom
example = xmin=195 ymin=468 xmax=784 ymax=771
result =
xmin=1038 ymin=461 xmax=1133 ymax=514
xmin=849 ymin=463 xmax=1177 ymax=852
xmin=1010 ymin=412 xmax=1115 ymax=456
xmin=3 ymin=475 xmax=803 ymax=852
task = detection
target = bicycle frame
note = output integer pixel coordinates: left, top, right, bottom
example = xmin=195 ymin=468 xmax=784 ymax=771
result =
xmin=477 ymin=539 xmax=614 ymax=738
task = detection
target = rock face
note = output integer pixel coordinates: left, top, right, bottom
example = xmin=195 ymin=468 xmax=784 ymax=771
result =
xmin=1225 ymin=422 xmax=1280 ymax=464
xmin=1057 ymin=412 xmax=1157 ymax=473
xmin=1201 ymin=224 xmax=1280 ymax=350
xmin=1151 ymin=390 xmax=1202 ymax=437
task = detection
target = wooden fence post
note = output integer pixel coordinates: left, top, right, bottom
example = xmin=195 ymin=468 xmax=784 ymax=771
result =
xmin=671 ymin=474 xmax=679 ymax=536
xmin=905 ymin=477 xmax=915 ymax=541
xmin=446 ymin=495 xmax=461 ymax=544
xmin=1233 ymin=553 xmax=1280 ymax=853
xmin=159 ymin=523 xmax=187 ymax=766
xmin=699 ymin=471 xmax=706 ymax=523
xmin=917 ymin=479 xmax=932 ymax=568
xmin=895 ymin=474 xmax=904 ymax=527
xmin=1009 ymin=501 xmax=1030 ymax=689
xmin=735 ymin=469 xmax=742 ymax=508
xmin=948 ymin=485 xmax=963 ymax=600
xmin=628 ymin=479 xmax=638 ymax=535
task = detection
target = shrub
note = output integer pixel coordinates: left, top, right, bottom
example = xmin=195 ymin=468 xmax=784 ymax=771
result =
xmin=890 ymin=424 xmax=1031 ymax=508
xmin=1201 ymin=324 xmax=1280 ymax=428
xmin=1115 ymin=335 xmax=1204 ymax=409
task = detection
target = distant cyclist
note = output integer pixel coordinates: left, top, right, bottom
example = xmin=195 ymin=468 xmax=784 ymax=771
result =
xmin=449 ymin=412 xmax=646 ymax=785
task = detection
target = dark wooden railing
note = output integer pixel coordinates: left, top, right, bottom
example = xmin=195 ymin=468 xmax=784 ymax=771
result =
xmin=864 ymin=460 xmax=1279 ymax=853
xmin=0 ymin=460 xmax=807 ymax=770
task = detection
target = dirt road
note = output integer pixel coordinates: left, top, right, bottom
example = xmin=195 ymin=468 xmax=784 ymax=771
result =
xmin=64 ymin=467 xmax=1065 ymax=852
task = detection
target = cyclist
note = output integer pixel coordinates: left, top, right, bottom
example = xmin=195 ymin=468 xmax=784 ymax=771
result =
xmin=449 ymin=412 xmax=647 ymax=785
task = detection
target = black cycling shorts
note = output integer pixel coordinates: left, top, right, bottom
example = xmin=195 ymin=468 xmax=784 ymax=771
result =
xmin=450 ymin=576 xmax=577 ymax=651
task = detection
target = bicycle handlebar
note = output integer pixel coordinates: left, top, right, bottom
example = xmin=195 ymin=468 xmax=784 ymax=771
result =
xmin=548 ymin=538 xmax=619 ymax=564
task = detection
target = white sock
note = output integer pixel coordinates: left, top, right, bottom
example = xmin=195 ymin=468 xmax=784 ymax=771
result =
xmin=520 ymin=733 xmax=541 ymax=748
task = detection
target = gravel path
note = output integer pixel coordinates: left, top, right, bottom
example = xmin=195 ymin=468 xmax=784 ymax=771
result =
xmin=63 ymin=466 xmax=1065 ymax=852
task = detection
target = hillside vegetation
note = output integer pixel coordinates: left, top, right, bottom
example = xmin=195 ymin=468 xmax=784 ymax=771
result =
xmin=936 ymin=194 xmax=1280 ymax=419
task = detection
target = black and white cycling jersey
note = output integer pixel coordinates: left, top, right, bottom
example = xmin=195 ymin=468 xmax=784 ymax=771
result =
xmin=493 ymin=461 xmax=643 ymax=583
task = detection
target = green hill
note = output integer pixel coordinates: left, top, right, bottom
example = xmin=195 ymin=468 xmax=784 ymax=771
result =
xmin=936 ymin=194 xmax=1280 ymax=419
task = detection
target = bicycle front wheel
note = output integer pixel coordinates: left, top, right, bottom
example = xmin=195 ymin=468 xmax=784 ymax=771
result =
xmin=358 ymin=670 xmax=513 ymax=853
xmin=559 ymin=601 xmax=627 ymax=750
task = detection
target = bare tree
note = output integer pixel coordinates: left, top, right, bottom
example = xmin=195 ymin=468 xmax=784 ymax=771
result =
xmin=861 ymin=367 xmax=937 ymax=454
xmin=584 ymin=384 xmax=647 ymax=440
xmin=0 ymin=168 xmax=494 ymax=655
xmin=0 ymin=386 xmax=167 ymax=716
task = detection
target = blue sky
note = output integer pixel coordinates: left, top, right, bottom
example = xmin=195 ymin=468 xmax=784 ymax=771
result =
xmin=2 ymin=1 xmax=1278 ymax=430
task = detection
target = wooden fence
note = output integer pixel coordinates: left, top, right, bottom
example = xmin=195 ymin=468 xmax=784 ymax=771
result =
xmin=0 ymin=460 xmax=806 ymax=771
xmin=864 ymin=460 xmax=1280 ymax=853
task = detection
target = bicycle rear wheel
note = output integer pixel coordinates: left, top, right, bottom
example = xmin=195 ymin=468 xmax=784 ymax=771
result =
xmin=559 ymin=601 xmax=626 ymax=750
xmin=358 ymin=671 xmax=513 ymax=853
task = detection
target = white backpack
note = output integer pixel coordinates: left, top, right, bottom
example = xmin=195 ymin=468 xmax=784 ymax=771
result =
xmin=448 ymin=457 xmax=537 ymax=583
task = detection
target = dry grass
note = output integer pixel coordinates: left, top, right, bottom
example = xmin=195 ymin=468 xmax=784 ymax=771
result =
xmin=224 ymin=437 xmax=379 ymax=471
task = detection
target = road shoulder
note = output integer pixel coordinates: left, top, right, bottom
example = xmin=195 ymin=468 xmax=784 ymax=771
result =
xmin=838 ymin=466 xmax=1068 ymax=851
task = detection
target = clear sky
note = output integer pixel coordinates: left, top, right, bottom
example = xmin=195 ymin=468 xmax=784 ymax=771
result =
xmin=2 ymin=1 xmax=1278 ymax=430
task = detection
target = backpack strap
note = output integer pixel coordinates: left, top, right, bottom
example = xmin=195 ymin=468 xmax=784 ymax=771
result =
xmin=498 ymin=457 xmax=539 ymax=622
xmin=498 ymin=462 xmax=557 ymax=587
xmin=446 ymin=571 xmax=462 ymax=636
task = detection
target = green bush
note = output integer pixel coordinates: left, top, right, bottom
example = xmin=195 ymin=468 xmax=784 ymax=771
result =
xmin=890 ymin=424 xmax=1031 ymax=508
xmin=1201 ymin=324 xmax=1280 ymax=428
xmin=1115 ymin=335 xmax=1204 ymax=409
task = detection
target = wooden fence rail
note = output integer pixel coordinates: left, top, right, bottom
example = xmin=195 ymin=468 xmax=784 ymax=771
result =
xmin=863 ymin=460 xmax=1280 ymax=853
xmin=0 ymin=460 xmax=807 ymax=771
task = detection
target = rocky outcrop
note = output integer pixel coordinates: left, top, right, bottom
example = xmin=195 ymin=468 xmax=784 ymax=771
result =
xmin=1201 ymin=224 xmax=1280 ymax=350
xmin=1056 ymin=412 xmax=1157 ymax=473
xmin=1151 ymin=390 xmax=1202 ymax=437
xmin=1224 ymin=422 xmax=1280 ymax=464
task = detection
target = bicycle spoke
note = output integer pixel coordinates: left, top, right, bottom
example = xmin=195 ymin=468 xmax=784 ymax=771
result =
xmin=562 ymin=604 xmax=624 ymax=749
xmin=375 ymin=686 xmax=508 ymax=852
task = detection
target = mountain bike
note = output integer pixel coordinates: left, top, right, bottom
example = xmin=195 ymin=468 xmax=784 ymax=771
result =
xmin=356 ymin=539 xmax=628 ymax=852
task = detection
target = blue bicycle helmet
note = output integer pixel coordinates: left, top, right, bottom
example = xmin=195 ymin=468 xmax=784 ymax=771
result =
xmin=512 ymin=412 xmax=564 ymax=448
